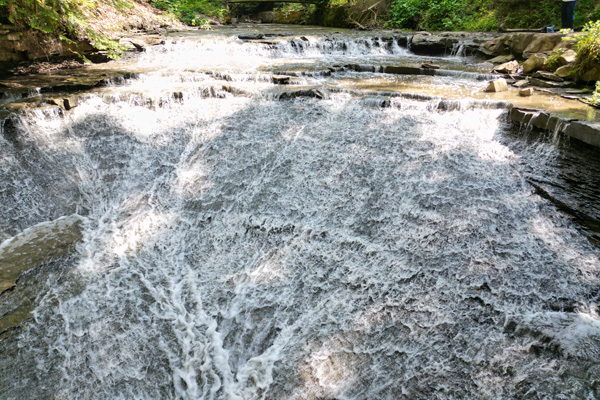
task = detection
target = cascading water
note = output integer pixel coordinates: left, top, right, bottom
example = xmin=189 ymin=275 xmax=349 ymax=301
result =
xmin=1 ymin=26 xmax=600 ymax=400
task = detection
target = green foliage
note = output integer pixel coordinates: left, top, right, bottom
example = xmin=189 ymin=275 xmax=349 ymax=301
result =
xmin=389 ymin=0 xmax=472 ymax=30
xmin=566 ymin=20 xmax=600 ymax=80
xmin=0 ymin=0 xmax=125 ymax=59
xmin=462 ymin=8 xmax=499 ymax=31
xmin=151 ymin=0 xmax=227 ymax=25
xmin=274 ymin=3 xmax=316 ymax=25
xmin=545 ymin=48 xmax=565 ymax=72
xmin=387 ymin=0 xmax=599 ymax=31
xmin=388 ymin=0 xmax=503 ymax=31
xmin=388 ymin=0 xmax=422 ymax=29
xmin=591 ymin=81 xmax=600 ymax=105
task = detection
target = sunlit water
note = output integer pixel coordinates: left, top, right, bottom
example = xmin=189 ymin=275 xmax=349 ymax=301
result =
xmin=1 ymin=26 xmax=600 ymax=400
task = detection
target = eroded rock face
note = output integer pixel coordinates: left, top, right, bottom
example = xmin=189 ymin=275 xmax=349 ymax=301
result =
xmin=1 ymin=29 xmax=93 ymax=63
xmin=522 ymin=34 xmax=565 ymax=58
xmin=555 ymin=63 xmax=576 ymax=78
xmin=484 ymin=78 xmax=508 ymax=92
xmin=480 ymin=36 xmax=509 ymax=56
xmin=519 ymin=88 xmax=534 ymax=97
xmin=480 ymin=32 xmax=574 ymax=59
xmin=506 ymin=33 xmax=538 ymax=56
xmin=410 ymin=34 xmax=456 ymax=56
xmin=558 ymin=49 xmax=577 ymax=66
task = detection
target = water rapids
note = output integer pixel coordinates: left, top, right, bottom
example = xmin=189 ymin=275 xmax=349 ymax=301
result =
xmin=0 ymin=26 xmax=599 ymax=400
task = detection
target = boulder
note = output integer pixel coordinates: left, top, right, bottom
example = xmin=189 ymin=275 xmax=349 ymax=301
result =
xmin=533 ymin=71 xmax=564 ymax=82
xmin=522 ymin=54 xmax=547 ymax=74
xmin=522 ymin=34 xmax=564 ymax=58
xmin=480 ymin=36 xmax=509 ymax=56
xmin=480 ymin=32 xmax=573 ymax=59
xmin=580 ymin=65 xmax=600 ymax=83
xmin=279 ymin=89 xmax=327 ymax=100
xmin=272 ymin=75 xmax=292 ymax=84
xmin=558 ymin=49 xmax=576 ymax=66
xmin=519 ymin=88 xmax=534 ymax=97
xmin=63 ymin=96 xmax=79 ymax=110
xmin=143 ymin=36 xmax=165 ymax=47
xmin=555 ymin=63 xmax=576 ymax=78
xmin=492 ymin=60 xmax=519 ymax=74
xmin=410 ymin=34 xmax=456 ymax=56
xmin=484 ymin=78 xmax=508 ymax=92
xmin=506 ymin=33 xmax=537 ymax=56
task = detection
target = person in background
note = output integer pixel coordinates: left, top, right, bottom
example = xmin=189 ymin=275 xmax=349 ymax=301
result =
xmin=562 ymin=0 xmax=577 ymax=31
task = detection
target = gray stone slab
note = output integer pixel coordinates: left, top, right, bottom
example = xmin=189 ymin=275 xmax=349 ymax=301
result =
xmin=565 ymin=121 xmax=600 ymax=147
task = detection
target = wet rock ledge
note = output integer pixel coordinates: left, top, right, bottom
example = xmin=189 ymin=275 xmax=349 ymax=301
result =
xmin=510 ymin=108 xmax=600 ymax=148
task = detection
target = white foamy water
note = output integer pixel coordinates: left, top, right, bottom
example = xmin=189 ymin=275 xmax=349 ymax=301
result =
xmin=1 ymin=28 xmax=599 ymax=400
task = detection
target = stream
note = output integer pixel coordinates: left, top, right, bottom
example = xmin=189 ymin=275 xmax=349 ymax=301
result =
xmin=1 ymin=24 xmax=600 ymax=399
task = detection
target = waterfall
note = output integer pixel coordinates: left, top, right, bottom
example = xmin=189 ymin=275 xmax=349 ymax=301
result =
xmin=1 ymin=27 xmax=599 ymax=400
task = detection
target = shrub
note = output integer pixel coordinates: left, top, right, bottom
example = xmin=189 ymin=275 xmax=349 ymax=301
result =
xmin=591 ymin=81 xmax=600 ymax=105
xmin=389 ymin=0 xmax=469 ymax=31
xmin=544 ymin=48 xmax=565 ymax=72
xmin=388 ymin=0 xmax=423 ymax=29
xmin=565 ymin=20 xmax=600 ymax=80
xmin=463 ymin=8 xmax=499 ymax=31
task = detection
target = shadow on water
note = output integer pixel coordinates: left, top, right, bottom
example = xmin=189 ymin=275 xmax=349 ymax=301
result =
xmin=499 ymin=121 xmax=600 ymax=248
xmin=0 ymin=93 xmax=599 ymax=399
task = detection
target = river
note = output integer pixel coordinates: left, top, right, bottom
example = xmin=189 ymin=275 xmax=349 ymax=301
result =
xmin=1 ymin=24 xmax=600 ymax=399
